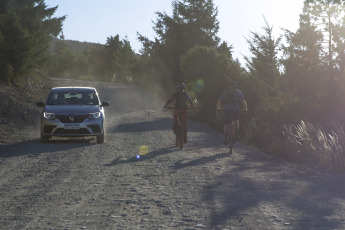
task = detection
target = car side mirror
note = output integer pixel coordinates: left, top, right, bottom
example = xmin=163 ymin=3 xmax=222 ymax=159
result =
xmin=36 ymin=102 xmax=45 ymax=107
xmin=101 ymin=101 xmax=110 ymax=107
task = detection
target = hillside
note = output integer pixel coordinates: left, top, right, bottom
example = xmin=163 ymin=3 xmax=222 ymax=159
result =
xmin=0 ymin=74 xmax=52 ymax=144
xmin=49 ymin=37 xmax=103 ymax=54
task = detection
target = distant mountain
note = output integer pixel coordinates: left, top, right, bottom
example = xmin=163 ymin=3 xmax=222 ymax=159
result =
xmin=49 ymin=37 xmax=104 ymax=54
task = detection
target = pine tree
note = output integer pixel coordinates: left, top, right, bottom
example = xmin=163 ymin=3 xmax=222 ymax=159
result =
xmin=242 ymin=19 xmax=284 ymax=150
xmin=303 ymin=0 xmax=345 ymax=72
xmin=0 ymin=0 xmax=65 ymax=81
xmin=281 ymin=3 xmax=326 ymax=121
xmin=137 ymin=0 xmax=220 ymax=87
xmin=106 ymin=35 xmax=136 ymax=82
xmin=244 ymin=18 xmax=282 ymax=106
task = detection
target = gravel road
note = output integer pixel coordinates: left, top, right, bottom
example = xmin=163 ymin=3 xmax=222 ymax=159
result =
xmin=1 ymin=79 xmax=345 ymax=230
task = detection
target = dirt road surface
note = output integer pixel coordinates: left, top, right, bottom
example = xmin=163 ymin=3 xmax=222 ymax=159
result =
xmin=1 ymin=79 xmax=345 ymax=230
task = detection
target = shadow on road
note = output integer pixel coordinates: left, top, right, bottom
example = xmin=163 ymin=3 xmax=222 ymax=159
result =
xmin=103 ymin=147 xmax=176 ymax=167
xmin=202 ymin=153 xmax=345 ymax=229
xmin=0 ymin=138 xmax=96 ymax=158
xmin=174 ymin=152 xmax=229 ymax=169
xmin=109 ymin=118 xmax=172 ymax=133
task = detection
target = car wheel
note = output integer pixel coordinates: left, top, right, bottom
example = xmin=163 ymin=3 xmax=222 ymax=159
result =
xmin=40 ymin=135 xmax=49 ymax=143
xmin=97 ymin=133 xmax=104 ymax=143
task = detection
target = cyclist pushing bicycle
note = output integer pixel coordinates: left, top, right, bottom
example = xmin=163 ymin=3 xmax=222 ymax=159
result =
xmin=217 ymin=82 xmax=247 ymax=145
xmin=164 ymin=82 xmax=194 ymax=143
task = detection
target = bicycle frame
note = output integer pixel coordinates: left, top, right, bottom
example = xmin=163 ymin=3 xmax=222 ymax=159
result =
xmin=175 ymin=112 xmax=184 ymax=149
xmin=217 ymin=109 xmax=247 ymax=154
xmin=229 ymin=121 xmax=237 ymax=154
xmin=166 ymin=107 xmax=187 ymax=149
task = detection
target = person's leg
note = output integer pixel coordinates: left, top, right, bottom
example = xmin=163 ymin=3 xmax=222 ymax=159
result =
xmin=223 ymin=110 xmax=232 ymax=145
xmin=182 ymin=110 xmax=188 ymax=143
xmin=233 ymin=110 xmax=240 ymax=141
xmin=222 ymin=124 xmax=230 ymax=145
xmin=174 ymin=109 xmax=188 ymax=142
xmin=173 ymin=109 xmax=178 ymax=133
xmin=223 ymin=124 xmax=229 ymax=136
xmin=234 ymin=120 xmax=239 ymax=132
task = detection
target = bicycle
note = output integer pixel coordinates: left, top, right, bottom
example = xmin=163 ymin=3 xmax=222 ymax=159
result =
xmin=228 ymin=121 xmax=238 ymax=154
xmin=217 ymin=109 xmax=247 ymax=154
xmin=166 ymin=106 xmax=191 ymax=150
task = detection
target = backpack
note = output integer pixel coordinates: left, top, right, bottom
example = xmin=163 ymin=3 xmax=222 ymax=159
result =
xmin=175 ymin=91 xmax=188 ymax=109
xmin=224 ymin=89 xmax=238 ymax=104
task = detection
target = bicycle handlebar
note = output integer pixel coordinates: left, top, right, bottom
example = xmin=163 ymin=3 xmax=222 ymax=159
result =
xmin=165 ymin=106 xmax=195 ymax=110
xmin=216 ymin=109 xmax=249 ymax=112
xmin=165 ymin=105 xmax=200 ymax=111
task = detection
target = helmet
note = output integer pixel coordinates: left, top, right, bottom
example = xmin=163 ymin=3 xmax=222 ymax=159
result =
xmin=177 ymin=82 xmax=185 ymax=90
xmin=231 ymin=82 xmax=238 ymax=88
xmin=228 ymin=82 xmax=238 ymax=90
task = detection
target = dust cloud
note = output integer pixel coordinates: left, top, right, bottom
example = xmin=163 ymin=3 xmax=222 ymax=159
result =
xmin=49 ymin=77 xmax=166 ymax=113
xmin=47 ymin=77 xmax=174 ymax=138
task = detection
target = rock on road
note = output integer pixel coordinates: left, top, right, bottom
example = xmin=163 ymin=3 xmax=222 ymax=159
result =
xmin=1 ymin=79 xmax=345 ymax=230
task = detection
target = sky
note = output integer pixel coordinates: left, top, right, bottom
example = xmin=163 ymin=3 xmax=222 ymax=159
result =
xmin=45 ymin=0 xmax=304 ymax=65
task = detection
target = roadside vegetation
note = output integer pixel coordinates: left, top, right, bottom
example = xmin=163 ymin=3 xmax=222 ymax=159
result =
xmin=2 ymin=0 xmax=345 ymax=172
xmin=0 ymin=0 xmax=65 ymax=85
xmin=283 ymin=121 xmax=345 ymax=172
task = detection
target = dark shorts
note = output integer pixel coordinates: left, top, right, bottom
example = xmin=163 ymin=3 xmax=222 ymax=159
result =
xmin=223 ymin=110 xmax=240 ymax=125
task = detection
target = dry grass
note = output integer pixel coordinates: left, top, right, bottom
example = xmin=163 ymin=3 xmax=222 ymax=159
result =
xmin=283 ymin=121 xmax=345 ymax=172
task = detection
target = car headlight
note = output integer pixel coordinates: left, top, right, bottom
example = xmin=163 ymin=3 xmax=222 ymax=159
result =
xmin=88 ymin=112 xmax=101 ymax=120
xmin=43 ymin=112 xmax=56 ymax=120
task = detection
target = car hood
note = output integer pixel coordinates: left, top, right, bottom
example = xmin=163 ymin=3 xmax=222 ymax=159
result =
xmin=44 ymin=105 xmax=101 ymax=115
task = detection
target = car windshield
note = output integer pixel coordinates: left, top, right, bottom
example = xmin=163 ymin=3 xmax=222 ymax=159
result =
xmin=47 ymin=90 xmax=99 ymax=105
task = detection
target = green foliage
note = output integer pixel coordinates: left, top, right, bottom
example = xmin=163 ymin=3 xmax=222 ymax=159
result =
xmin=303 ymin=0 xmax=345 ymax=68
xmin=0 ymin=0 xmax=65 ymax=82
xmin=171 ymin=0 xmax=220 ymax=47
xmin=46 ymin=35 xmax=137 ymax=82
xmin=137 ymin=0 xmax=220 ymax=88
xmin=46 ymin=41 xmax=76 ymax=78
xmin=106 ymin=35 xmax=137 ymax=82
xmin=240 ymin=1 xmax=345 ymax=171
xmin=281 ymin=2 xmax=329 ymax=122
xmin=87 ymin=45 xmax=111 ymax=82
xmin=180 ymin=44 xmax=243 ymax=123
xmin=244 ymin=20 xmax=282 ymax=96
xmin=181 ymin=46 xmax=227 ymax=82
xmin=241 ymin=21 xmax=284 ymax=150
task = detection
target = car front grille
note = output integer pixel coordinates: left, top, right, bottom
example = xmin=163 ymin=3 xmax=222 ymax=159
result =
xmin=56 ymin=115 xmax=88 ymax=123
xmin=55 ymin=128 xmax=90 ymax=135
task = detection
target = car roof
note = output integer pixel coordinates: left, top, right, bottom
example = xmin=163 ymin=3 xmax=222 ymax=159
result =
xmin=51 ymin=87 xmax=96 ymax=92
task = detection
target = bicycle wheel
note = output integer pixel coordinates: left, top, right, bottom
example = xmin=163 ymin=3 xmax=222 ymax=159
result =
xmin=229 ymin=125 xmax=235 ymax=154
xmin=178 ymin=122 xmax=184 ymax=149
xmin=175 ymin=123 xmax=179 ymax=147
